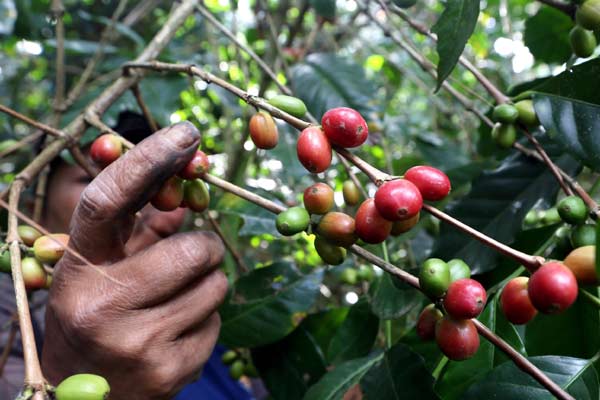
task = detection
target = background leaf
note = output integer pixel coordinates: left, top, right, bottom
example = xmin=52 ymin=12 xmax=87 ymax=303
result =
xmin=534 ymin=94 xmax=600 ymax=172
xmin=219 ymin=262 xmax=323 ymax=347
xmin=431 ymin=0 xmax=480 ymax=89
xmin=524 ymin=7 xmax=573 ymax=65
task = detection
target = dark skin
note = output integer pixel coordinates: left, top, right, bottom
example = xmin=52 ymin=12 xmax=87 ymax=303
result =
xmin=40 ymin=122 xmax=228 ymax=399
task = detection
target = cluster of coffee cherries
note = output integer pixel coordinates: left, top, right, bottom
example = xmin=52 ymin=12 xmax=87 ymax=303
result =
xmin=0 ymin=225 xmax=69 ymax=290
xmin=499 ymin=196 xmax=593 ymax=326
xmin=569 ymin=0 xmax=600 ymax=58
xmin=416 ymin=258 xmax=485 ymax=361
xmin=90 ymin=134 xmax=211 ymax=213
xmin=220 ymin=349 xmax=259 ymax=380
xmin=491 ymin=100 xmax=539 ymax=148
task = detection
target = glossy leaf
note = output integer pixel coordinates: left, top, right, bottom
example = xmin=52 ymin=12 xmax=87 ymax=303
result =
xmin=533 ymin=59 xmax=600 ymax=105
xmin=303 ymin=354 xmax=382 ymax=400
xmin=291 ymin=53 xmax=379 ymax=119
xmin=327 ymin=299 xmax=379 ymax=364
xmin=360 ymin=344 xmax=438 ymax=400
xmin=370 ymin=273 xmax=424 ymax=319
xmin=534 ymin=94 xmax=600 ymax=172
xmin=463 ymin=356 xmax=599 ymax=399
xmin=217 ymin=193 xmax=281 ymax=238
xmin=524 ymin=7 xmax=573 ymax=65
xmin=252 ymin=323 xmax=328 ymax=400
xmin=432 ymin=136 xmax=580 ymax=274
xmin=431 ymin=0 xmax=480 ymax=90
xmin=219 ymin=262 xmax=323 ymax=348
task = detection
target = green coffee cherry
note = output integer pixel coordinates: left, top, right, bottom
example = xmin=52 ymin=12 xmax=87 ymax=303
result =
xmin=491 ymin=123 xmax=517 ymax=148
xmin=557 ymin=196 xmax=588 ymax=225
xmin=392 ymin=0 xmax=418 ymax=7
xmin=419 ymin=258 xmax=451 ymax=298
xmin=576 ymin=0 xmax=600 ymax=30
xmin=570 ymin=224 xmax=596 ymax=248
xmin=221 ymin=350 xmax=238 ymax=365
xmin=554 ymin=226 xmax=573 ymax=255
xmin=18 ymin=225 xmax=42 ymax=247
xmin=267 ymin=95 xmax=307 ymax=118
xmin=569 ymin=26 xmax=597 ymax=58
xmin=0 ymin=250 xmax=11 ymax=273
xmin=314 ymin=236 xmax=346 ymax=265
xmin=183 ymin=179 xmax=210 ymax=212
xmin=515 ymin=100 xmax=539 ymax=127
xmin=229 ymin=360 xmax=245 ymax=380
xmin=357 ymin=265 xmax=375 ymax=282
xmin=340 ymin=267 xmax=358 ymax=285
xmin=33 ymin=234 xmax=69 ymax=265
xmin=244 ymin=363 xmax=259 ymax=378
xmin=493 ymin=104 xmax=519 ymax=124
xmin=524 ymin=209 xmax=539 ymax=226
xmin=54 ymin=374 xmax=110 ymax=400
xmin=448 ymin=259 xmax=471 ymax=282
xmin=276 ymin=207 xmax=310 ymax=236
xmin=541 ymin=207 xmax=561 ymax=225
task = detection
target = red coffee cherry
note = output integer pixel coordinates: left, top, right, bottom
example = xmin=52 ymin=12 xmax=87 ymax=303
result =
xmin=417 ymin=304 xmax=443 ymax=341
xmin=435 ymin=316 xmax=480 ymax=361
xmin=21 ymin=257 xmax=47 ymax=290
xmin=151 ymin=176 xmax=184 ymax=211
xmin=404 ymin=166 xmax=451 ymax=201
xmin=354 ymin=199 xmax=392 ymax=244
xmin=443 ymin=278 xmax=487 ymax=319
xmin=303 ymin=183 xmax=335 ymax=215
xmin=297 ymin=127 xmax=332 ymax=173
xmin=90 ymin=134 xmax=123 ymax=168
xmin=500 ymin=277 xmax=537 ymax=325
xmin=391 ymin=213 xmax=420 ymax=236
xmin=178 ymin=150 xmax=210 ymax=180
xmin=249 ymin=111 xmax=279 ymax=149
xmin=316 ymin=212 xmax=357 ymax=248
xmin=528 ymin=261 xmax=578 ymax=314
xmin=321 ymin=107 xmax=368 ymax=148
xmin=374 ymin=179 xmax=423 ymax=221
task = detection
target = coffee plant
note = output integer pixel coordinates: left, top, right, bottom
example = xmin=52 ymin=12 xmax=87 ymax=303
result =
xmin=1 ymin=0 xmax=600 ymax=399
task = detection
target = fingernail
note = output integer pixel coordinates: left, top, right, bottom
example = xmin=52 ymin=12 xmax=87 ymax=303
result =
xmin=168 ymin=121 xmax=201 ymax=149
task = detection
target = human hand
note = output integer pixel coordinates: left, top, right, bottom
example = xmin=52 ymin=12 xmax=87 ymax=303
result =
xmin=41 ymin=122 xmax=227 ymax=399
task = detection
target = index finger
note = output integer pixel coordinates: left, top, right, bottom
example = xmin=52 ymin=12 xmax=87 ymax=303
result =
xmin=68 ymin=122 xmax=200 ymax=264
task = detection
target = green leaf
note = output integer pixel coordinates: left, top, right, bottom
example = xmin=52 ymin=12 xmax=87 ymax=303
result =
xmin=525 ymin=296 xmax=600 ymax=359
xmin=370 ymin=274 xmax=424 ymax=319
xmin=302 ymin=308 xmax=350 ymax=355
xmin=431 ymin=0 xmax=480 ymax=90
xmin=291 ymin=53 xmax=380 ymax=120
xmin=463 ymin=356 xmax=599 ymax=399
xmin=534 ymin=94 xmax=600 ymax=172
xmin=219 ymin=262 xmax=323 ymax=347
xmin=524 ymin=7 xmax=573 ymax=65
xmin=252 ymin=323 xmax=328 ymax=400
xmin=360 ymin=344 xmax=439 ymax=400
xmin=303 ymin=354 xmax=382 ymax=400
xmin=327 ymin=299 xmax=379 ymax=364
xmin=533 ymin=59 xmax=600 ymax=105
xmin=217 ymin=194 xmax=281 ymax=238
xmin=432 ymin=136 xmax=580 ymax=274
xmin=309 ymin=0 xmax=335 ymax=20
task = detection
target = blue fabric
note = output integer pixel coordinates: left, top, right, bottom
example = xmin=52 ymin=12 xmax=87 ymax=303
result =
xmin=176 ymin=345 xmax=253 ymax=400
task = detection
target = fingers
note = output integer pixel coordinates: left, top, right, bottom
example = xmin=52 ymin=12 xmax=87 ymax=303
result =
xmin=153 ymin=269 xmax=228 ymax=335
xmin=175 ymin=313 xmax=222 ymax=377
xmin=68 ymin=122 xmax=200 ymax=264
xmin=114 ymin=231 xmax=225 ymax=308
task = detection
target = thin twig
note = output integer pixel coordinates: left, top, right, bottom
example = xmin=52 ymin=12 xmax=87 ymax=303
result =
xmin=0 ymin=315 xmax=18 ymax=377
xmin=6 ymin=181 xmax=45 ymax=394
xmin=0 ymin=104 xmax=66 ymax=139
xmin=32 ymin=168 xmax=49 ymax=223
xmin=84 ymin=111 xmax=134 ymax=149
xmin=206 ymin=212 xmax=249 ymax=273
xmin=131 ymin=84 xmax=159 ymax=132
xmin=50 ymin=0 xmax=66 ymax=126
xmin=0 ymin=131 xmax=45 ymax=159
xmin=521 ymin=128 xmax=573 ymax=196
xmin=196 ymin=3 xmax=292 ymax=96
